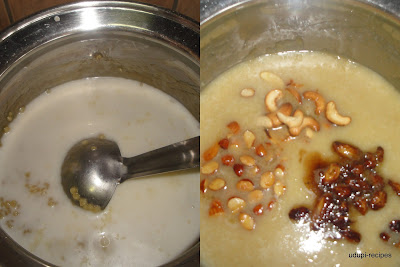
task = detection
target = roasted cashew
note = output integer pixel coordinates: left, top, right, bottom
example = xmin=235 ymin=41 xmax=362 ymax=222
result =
xmin=286 ymin=87 xmax=302 ymax=104
xmin=277 ymin=109 xmax=304 ymax=128
xmin=289 ymin=116 xmax=320 ymax=136
xmin=241 ymin=88 xmax=255 ymax=97
xmin=256 ymin=116 xmax=273 ymax=128
xmin=266 ymin=103 xmax=293 ymax=127
xmin=303 ymin=91 xmax=326 ymax=115
xmin=265 ymin=89 xmax=283 ymax=112
xmin=260 ymin=71 xmax=284 ymax=89
xmin=325 ymin=101 xmax=351 ymax=126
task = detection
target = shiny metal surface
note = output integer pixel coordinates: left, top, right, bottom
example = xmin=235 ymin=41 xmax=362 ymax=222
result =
xmin=200 ymin=0 xmax=400 ymax=23
xmin=200 ymin=0 xmax=400 ymax=91
xmin=61 ymin=136 xmax=200 ymax=210
xmin=0 ymin=1 xmax=199 ymax=266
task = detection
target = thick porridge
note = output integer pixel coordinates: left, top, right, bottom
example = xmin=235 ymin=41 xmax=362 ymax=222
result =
xmin=0 ymin=77 xmax=199 ymax=266
xmin=200 ymin=52 xmax=400 ymax=266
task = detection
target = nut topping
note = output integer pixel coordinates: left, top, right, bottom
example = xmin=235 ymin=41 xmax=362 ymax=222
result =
xmin=202 ymin=80 xmax=354 ymax=231
xmin=248 ymin=190 xmax=263 ymax=203
xmin=233 ymin=164 xmax=244 ymax=177
xmin=256 ymin=116 xmax=273 ymax=128
xmin=209 ymin=199 xmax=224 ymax=216
xmin=332 ymin=141 xmax=362 ymax=160
xmin=236 ymin=179 xmax=254 ymax=191
xmin=325 ymin=101 xmax=351 ymax=126
xmin=286 ymin=87 xmax=302 ymax=104
xmin=239 ymin=212 xmax=255 ymax=230
xmin=253 ymin=204 xmax=264 ymax=215
xmin=201 ymin=161 xmax=219 ymax=175
xmin=289 ymin=207 xmax=310 ymax=221
xmin=218 ymin=138 xmax=229 ymax=149
xmin=243 ymin=130 xmax=256 ymax=148
xmin=390 ymin=220 xmax=400 ymax=233
xmin=289 ymin=117 xmax=320 ymax=137
xmin=227 ymin=197 xmax=246 ymax=213
xmin=303 ymin=91 xmax=326 ymax=115
xmin=255 ymin=144 xmax=267 ymax=157
xmin=265 ymin=89 xmax=283 ymax=112
xmin=267 ymin=103 xmax=293 ymax=128
xmin=388 ymin=180 xmax=400 ymax=196
xmin=260 ymin=71 xmax=284 ymax=89
xmin=274 ymin=181 xmax=286 ymax=196
xmin=239 ymin=155 xmax=256 ymax=166
xmin=290 ymin=142 xmax=389 ymax=244
xmin=322 ymin=163 xmax=340 ymax=184
xmin=277 ymin=109 xmax=304 ymax=128
xmin=260 ymin=172 xmax=275 ymax=189
xmin=221 ymin=155 xmax=235 ymax=166
xmin=200 ymin=179 xmax=208 ymax=193
xmin=203 ymin=143 xmax=219 ymax=161
xmin=227 ymin=121 xmax=240 ymax=134
xmin=369 ymin=190 xmax=387 ymax=210
xmin=208 ymin=178 xmax=226 ymax=191
xmin=241 ymin=88 xmax=255 ymax=97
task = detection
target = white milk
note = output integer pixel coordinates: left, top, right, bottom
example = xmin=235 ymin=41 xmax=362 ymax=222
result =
xmin=0 ymin=77 xmax=199 ymax=266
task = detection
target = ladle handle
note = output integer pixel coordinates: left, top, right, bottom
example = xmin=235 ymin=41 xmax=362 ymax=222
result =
xmin=121 ymin=136 xmax=200 ymax=182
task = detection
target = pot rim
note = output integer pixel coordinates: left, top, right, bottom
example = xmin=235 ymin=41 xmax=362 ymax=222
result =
xmin=200 ymin=0 xmax=400 ymax=26
xmin=0 ymin=0 xmax=199 ymax=78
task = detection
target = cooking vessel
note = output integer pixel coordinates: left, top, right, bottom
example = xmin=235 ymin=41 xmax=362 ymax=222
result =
xmin=0 ymin=1 xmax=199 ymax=266
xmin=200 ymin=0 xmax=400 ymax=265
xmin=200 ymin=0 xmax=400 ymax=90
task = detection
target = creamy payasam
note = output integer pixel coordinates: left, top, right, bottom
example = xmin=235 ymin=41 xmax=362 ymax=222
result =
xmin=200 ymin=52 xmax=400 ymax=266
xmin=0 ymin=77 xmax=199 ymax=266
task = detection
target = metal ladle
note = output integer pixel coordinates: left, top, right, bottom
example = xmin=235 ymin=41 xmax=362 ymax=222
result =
xmin=61 ymin=136 xmax=199 ymax=210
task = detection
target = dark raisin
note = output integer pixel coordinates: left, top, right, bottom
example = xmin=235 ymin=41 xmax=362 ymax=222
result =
xmin=370 ymin=174 xmax=385 ymax=190
xmin=388 ymin=180 xmax=400 ymax=196
xmin=233 ymin=164 xmax=244 ymax=177
xmin=218 ymin=138 xmax=229 ymax=149
xmin=375 ymin=147 xmax=384 ymax=163
xmin=379 ymin=232 xmax=390 ymax=242
xmin=364 ymin=152 xmax=379 ymax=169
xmin=221 ymin=154 xmax=235 ymax=166
xmin=289 ymin=207 xmax=310 ymax=221
xmin=322 ymin=163 xmax=340 ymax=184
xmin=342 ymin=230 xmax=361 ymax=243
xmin=333 ymin=216 xmax=350 ymax=230
xmin=389 ymin=220 xmax=400 ymax=233
xmin=333 ymin=185 xmax=351 ymax=198
xmin=350 ymin=164 xmax=364 ymax=176
xmin=353 ymin=197 xmax=368 ymax=215
xmin=370 ymin=191 xmax=387 ymax=210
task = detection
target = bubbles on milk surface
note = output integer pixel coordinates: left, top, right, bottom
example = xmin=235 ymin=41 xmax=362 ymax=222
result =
xmin=0 ymin=77 xmax=199 ymax=266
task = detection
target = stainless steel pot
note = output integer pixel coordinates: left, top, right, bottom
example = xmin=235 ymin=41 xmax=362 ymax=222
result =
xmin=0 ymin=1 xmax=199 ymax=266
xmin=200 ymin=0 xmax=400 ymax=265
xmin=200 ymin=0 xmax=400 ymax=91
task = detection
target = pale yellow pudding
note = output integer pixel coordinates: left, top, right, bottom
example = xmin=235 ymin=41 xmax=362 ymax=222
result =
xmin=200 ymin=52 xmax=400 ymax=266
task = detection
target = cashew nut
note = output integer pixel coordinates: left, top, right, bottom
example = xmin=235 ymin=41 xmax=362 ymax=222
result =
xmin=325 ymin=101 xmax=351 ymax=126
xmin=286 ymin=88 xmax=302 ymax=104
xmin=241 ymin=88 xmax=255 ymax=97
xmin=277 ymin=109 xmax=304 ymax=128
xmin=289 ymin=116 xmax=320 ymax=136
xmin=267 ymin=102 xmax=293 ymax=128
xmin=260 ymin=71 xmax=284 ymax=89
xmin=256 ymin=116 xmax=273 ymax=128
xmin=265 ymin=89 xmax=283 ymax=112
xmin=303 ymin=91 xmax=326 ymax=115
